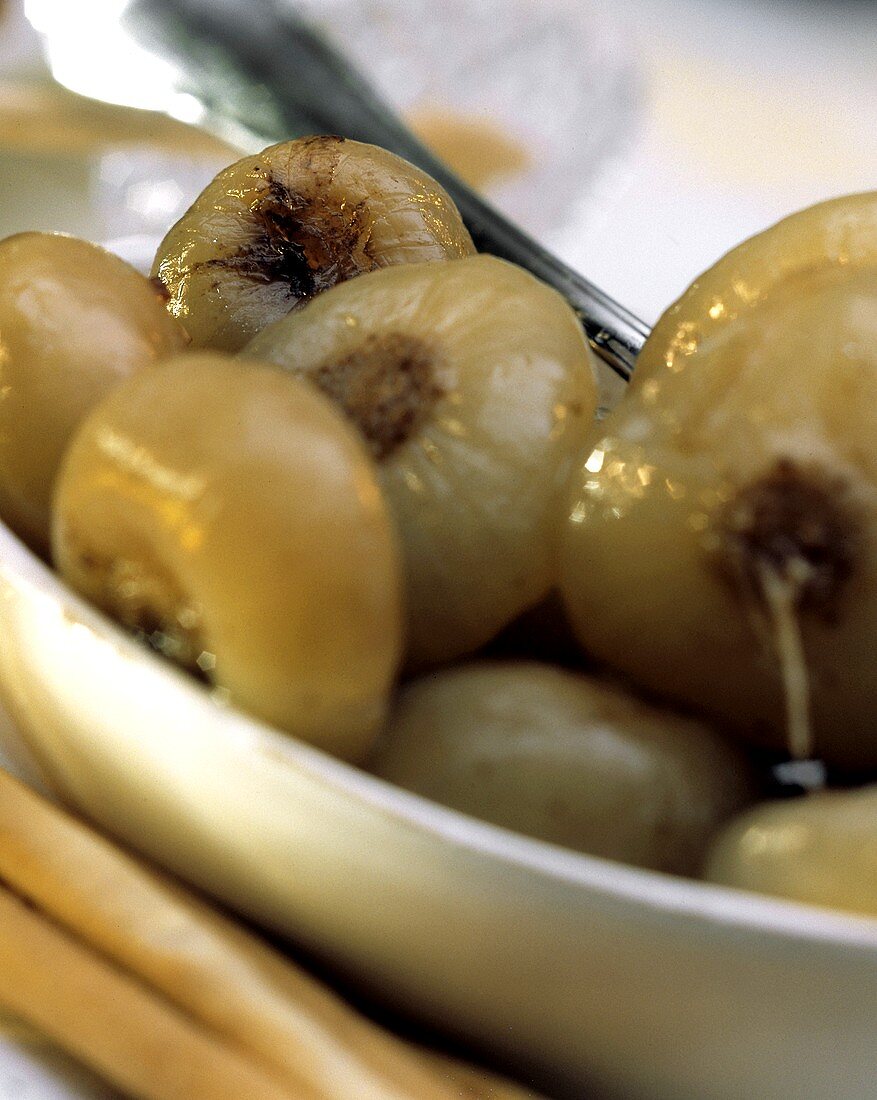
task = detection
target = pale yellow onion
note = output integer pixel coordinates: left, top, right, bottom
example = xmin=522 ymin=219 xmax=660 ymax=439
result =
xmin=247 ymin=255 xmax=598 ymax=668
xmin=53 ymin=353 xmax=402 ymax=762
xmin=371 ymin=662 xmax=756 ymax=875
xmin=152 ymin=136 xmax=475 ymax=352
xmin=560 ymin=193 xmax=877 ymax=770
xmin=705 ymin=787 xmax=877 ymax=920
xmin=0 ymin=232 xmax=187 ymax=555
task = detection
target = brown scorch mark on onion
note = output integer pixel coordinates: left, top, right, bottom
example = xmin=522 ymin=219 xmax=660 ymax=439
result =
xmin=197 ymin=139 xmax=380 ymax=303
xmin=312 ymin=332 xmax=444 ymax=460
xmin=715 ymin=458 xmax=860 ymax=622
xmin=713 ymin=458 xmax=862 ymax=759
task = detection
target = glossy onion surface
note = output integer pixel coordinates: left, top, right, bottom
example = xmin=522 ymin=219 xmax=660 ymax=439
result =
xmin=705 ymin=787 xmax=877 ymax=920
xmin=53 ymin=354 xmax=402 ymax=762
xmin=152 ymin=136 xmax=475 ymax=352
xmin=560 ymin=194 xmax=877 ymax=769
xmin=247 ymin=255 xmax=598 ymax=668
xmin=0 ymin=232 xmax=186 ymax=555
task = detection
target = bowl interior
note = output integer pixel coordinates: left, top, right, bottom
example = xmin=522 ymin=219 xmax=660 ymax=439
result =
xmin=3 ymin=517 xmax=877 ymax=1100
xmin=2 ymin=513 xmax=876 ymax=945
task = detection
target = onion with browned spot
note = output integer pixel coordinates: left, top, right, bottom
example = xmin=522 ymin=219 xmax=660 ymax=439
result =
xmin=559 ymin=193 xmax=877 ymax=770
xmin=246 ymin=255 xmax=598 ymax=669
xmin=52 ymin=354 xmax=403 ymax=762
xmin=152 ymin=136 xmax=475 ymax=352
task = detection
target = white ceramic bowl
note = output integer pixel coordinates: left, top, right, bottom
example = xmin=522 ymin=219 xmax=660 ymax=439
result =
xmin=1 ymin=522 xmax=877 ymax=1100
xmin=3 ymin=10 xmax=877 ymax=1094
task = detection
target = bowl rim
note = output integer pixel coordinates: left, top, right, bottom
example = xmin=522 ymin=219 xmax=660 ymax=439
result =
xmin=4 ymin=517 xmax=877 ymax=955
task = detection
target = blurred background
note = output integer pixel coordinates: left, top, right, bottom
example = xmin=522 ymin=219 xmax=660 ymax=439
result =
xmin=0 ymin=0 xmax=874 ymax=323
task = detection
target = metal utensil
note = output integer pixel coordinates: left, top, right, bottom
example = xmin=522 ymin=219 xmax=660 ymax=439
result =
xmin=26 ymin=0 xmax=649 ymax=380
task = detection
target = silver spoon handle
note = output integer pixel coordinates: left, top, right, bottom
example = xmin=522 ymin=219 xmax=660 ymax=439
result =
xmin=131 ymin=0 xmax=648 ymax=379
